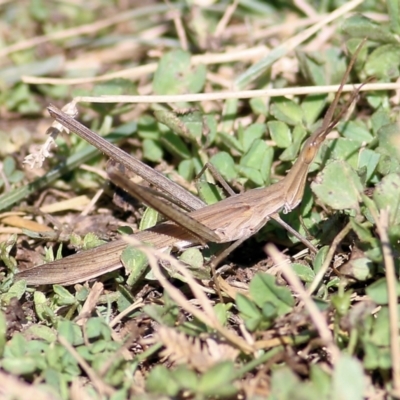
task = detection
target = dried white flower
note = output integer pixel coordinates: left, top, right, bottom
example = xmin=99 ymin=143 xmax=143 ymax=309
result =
xmin=23 ymin=134 xmax=57 ymax=169
xmin=23 ymin=102 xmax=79 ymax=169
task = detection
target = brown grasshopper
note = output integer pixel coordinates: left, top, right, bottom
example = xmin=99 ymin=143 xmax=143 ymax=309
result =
xmin=17 ymin=43 xmax=365 ymax=285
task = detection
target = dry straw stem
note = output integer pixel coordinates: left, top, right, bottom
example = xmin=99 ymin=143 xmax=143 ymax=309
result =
xmin=265 ymin=243 xmax=340 ymax=365
xmin=57 ymin=82 xmax=400 ymax=106
xmin=372 ymin=209 xmax=400 ymax=397
xmin=122 ymin=235 xmax=255 ymax=354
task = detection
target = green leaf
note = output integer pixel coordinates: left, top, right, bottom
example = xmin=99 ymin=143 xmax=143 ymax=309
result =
xmin=213 ymin=303 xmax=229 ymax=326
xmin=218 ymin=132 xmax=244 ymax=153
xmin=239 ymin=123 xmax=266 ymax=152
xmin=239 ymin=139 xmax=273 ymax=185
xmin=371 ymin=109 xmax=391 ymax=135
xmin=235 ymin=293 xmax=261 ymax=319
xmin=350 ymin=218 xmax=376 ymax=245
xmin=9 ymin=170 xmax=24 ymax=184
xmin=2 ymin=156 xmax=16 ymax=177
xmin=121 ymin=246 xmax=149 ymax=286
xmin=369 ymin=307 xmax=391 ymax=347
xmin=179 ymin=248 xmax=204 ymax=269
xmin=366 ymin=278 xmax=400 ymax=305
xmin=339 ymin=257 xmax=375 ymax=281
xmin=57 ymin=321 xmax=83 ymax=346
xmin=310 ymin=364 xmax=331 ymax=398
xmin=53 ymin=285 xmax=76 ymax=306
xmin=153 ymin=49 xmax=206 ymax=95
xmin=85 ymin=318 xmax=111 ymax=341
xmin=387 ymin=0 xmax=400 ymax=34
xmin=82 ymin=233 xmax=106 ymax=250
xmin=23 ymin=325 xmax=57 ymax=343
xmin=270 ymin=97 xmax=303 ymax=126
xmin=198 ymin=361 xmax=237 ymax=397
xmin=301 ymin=94 xmax=326 ymax=126
xmin=365 ymin=44 xmax=400 ymax=79
xmin=312 ymin=246 xmax=329 ymax=274
xmin=311 ymin=161 xmax=363 ymax=210
xmin=341 ymin=15 xmax=398 ymax=44
xmin=170 ymin=365 xmax=198 ymax=391
xmin=270 ymin=367 xmax=300 ymax=400
xmin=34 ymin=291 xmax=55 ymax=322
xmin=0 ymin=280 xmax=26 ymax=304
xmin=373 ymin=173 xmax=400 ymax=226
xmin=197 ymin=181 xmax=225 ymax=205
xmin=249 ymin=272 xmax=294 ymax=315
xmin=332 ymin=354 xmax=365 ymax=400
xmin=358 ymin=149 xmax=380 ymax=183
xmin=250 ymin=97 xmax=268 ymax=116
xmin=378 ymin=124 xmax=400 ymax=162
xmin=267 ymin=121 xmax=291 ymax=148
xmin=237 ymin=166 xmax=263 ymax=186
xmin=139 ymin=207 xmax=160 ymax=230
xmin=235 ymin=293 xmax=262 ymax=331
xmin=292 ymin=263 xmax=315 ymax=283
xmin=2 ymin=357 xmax=38 ymax=375
xmin=210 ymin=151 xmax=238 ymax=181
xmin=297 ymin=48 xmax=346 ymax=86
xmin=325 ymin=138 xmax=360 ymax=169
xmin=280 ymin=124 xmax=308 ymax=162
xmin=146 ymin=365 xmax=179 ymax=396
xmin=137 ymin=115 xmax=159 ymax=140
xmin=338 ymin=120 xmax=374 ymax=144
xmin=159 ymin=130 xmax=191 ymax=159
xmin=332 ymin=291 xmax=352 ymax=316
xmin=178 ymin=159 xmax=194 ymax=181
xmin=364 ymin=342 xmax=391 ymax=370
xmin=142 ymin=138 xmax=163 ymax=162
